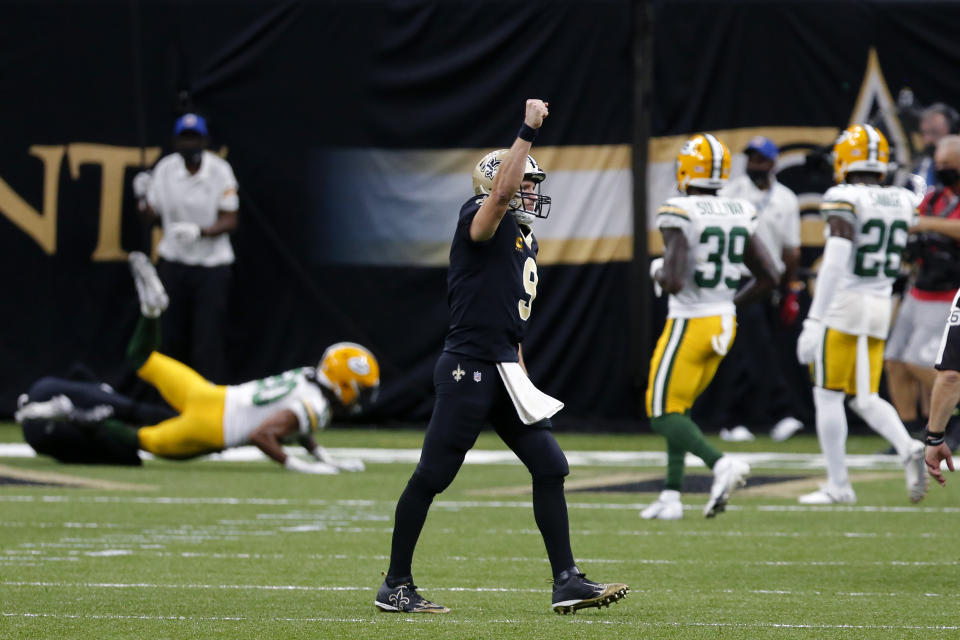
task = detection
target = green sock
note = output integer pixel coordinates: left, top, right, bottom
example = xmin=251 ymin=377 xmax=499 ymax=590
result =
xmin=664 ymin=441 xmax=686 ymax=491
xmin=650 ymin=413 xmax=723 ymax=472
xmin=126 ymin=316 xmax=161 ymax=369
xmin=96 ymin=419 xmax=141 ymax=450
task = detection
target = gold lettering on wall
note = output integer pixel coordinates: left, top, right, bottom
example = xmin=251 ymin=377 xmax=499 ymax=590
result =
xmin=0 ymin=146 xmax=66 ymax=254
xmin=68 ymin=144 xmax=160 ymax=261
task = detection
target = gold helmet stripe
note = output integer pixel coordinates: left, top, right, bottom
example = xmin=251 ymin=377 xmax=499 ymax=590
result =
xmin=863 ymin=123 xmax=880 ymax=163
xmin=703 ymin=133 xmax=724 ymax=181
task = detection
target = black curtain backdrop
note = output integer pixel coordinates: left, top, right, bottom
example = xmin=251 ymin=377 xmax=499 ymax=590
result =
xmin=4 ymin=1 xmax=960 ymax=429
xmin=0 ymin=0 xmax=634 ymax=427
xmin=652 ymin=1 xmax=960 ymax=136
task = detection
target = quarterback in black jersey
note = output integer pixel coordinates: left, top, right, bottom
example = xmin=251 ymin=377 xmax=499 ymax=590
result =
xmin=375 ymin=99 xmax=628 ymax=615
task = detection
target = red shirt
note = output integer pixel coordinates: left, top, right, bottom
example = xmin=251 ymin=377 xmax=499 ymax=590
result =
xmin=911 ymin=186 xmax=960 ymax=302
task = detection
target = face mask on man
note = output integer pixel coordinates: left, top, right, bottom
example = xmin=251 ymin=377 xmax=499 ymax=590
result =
xmin=746 ymin=167 xmax=769 ymax=184
xmin=936 ymin=168 xmax=960 ymax=188
xmin=179 ymin=148 xmax=203 ymax=167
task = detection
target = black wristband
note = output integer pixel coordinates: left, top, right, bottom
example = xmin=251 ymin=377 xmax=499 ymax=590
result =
xmin=924 ymin=427 xmax=946 ymax=446
xmin=518 ymin=123 xmax=538 ymax=142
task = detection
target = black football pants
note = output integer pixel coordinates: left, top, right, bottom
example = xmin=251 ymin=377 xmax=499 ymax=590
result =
xmin=387 ymin=352 xmax=574 ymax=583
xmin=157 ymin=259 xmax=231 ymax=383
xmin=21 ymin=377 xmax=174 ymax=465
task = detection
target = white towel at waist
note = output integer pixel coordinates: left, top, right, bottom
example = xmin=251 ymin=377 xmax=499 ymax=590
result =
xmin=496 ymin=362 xmax=564 ymax=425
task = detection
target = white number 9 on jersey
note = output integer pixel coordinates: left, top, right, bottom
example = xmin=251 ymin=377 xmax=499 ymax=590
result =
xmin=518 ymin=257 xmax=538 ymax=321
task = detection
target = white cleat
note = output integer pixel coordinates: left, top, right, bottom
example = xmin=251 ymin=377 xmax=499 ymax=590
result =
xmin=903 ymin=439 xmax=929 ymax=503
xmin=798 ymin=483 xmax=857 ymax=505
xmin=640 ymin=490 xmax=683 ymax=520
xmin=14 ymin=395 xmax=75 ymax=423
xmin=704 ymin=456 xmax=750 ymax=518
xmin=720 ymin=425 xmax=755 ymax=442
xmin=128 ymin=251 xmax=169 ymax=318
xmin=770 ymin=417 xmax=804 ymax=442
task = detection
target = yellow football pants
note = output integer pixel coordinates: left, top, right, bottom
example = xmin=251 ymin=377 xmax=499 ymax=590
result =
xmin=810 ymin=328 xmax=884 ymax=395
xmin=136 ymin=352 xmax=226 ymax=459
xmin=646 ymin=316 xmax=735 ymax=418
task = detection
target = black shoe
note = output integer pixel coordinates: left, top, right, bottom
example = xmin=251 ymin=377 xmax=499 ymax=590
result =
xmin=551 ymin=566 xmax=628 ymax=614
xmin=374 ymin=577 xmax=450 ymax=614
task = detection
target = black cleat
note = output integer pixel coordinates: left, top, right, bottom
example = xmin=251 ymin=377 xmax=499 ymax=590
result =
xmin=551 ymin=566 xmax=628 ymax=614
xmin=374 ymin=577 xmax=450 ymax=614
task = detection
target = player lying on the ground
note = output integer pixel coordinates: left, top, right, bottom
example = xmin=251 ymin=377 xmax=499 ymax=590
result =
xmin=14 ymin=252 xmax=379 ymax=473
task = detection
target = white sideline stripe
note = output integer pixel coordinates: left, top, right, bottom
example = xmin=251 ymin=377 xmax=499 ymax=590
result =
xmin=2 ymin=611 xmax=958 ymax=631
xmin=0 ymin=442 xmax=926 ymax=470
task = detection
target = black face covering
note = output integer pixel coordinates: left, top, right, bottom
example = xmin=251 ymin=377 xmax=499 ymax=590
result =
xmin=936 ymin=168 xmax=960 ymax=188
xmin=746 ymin=167 xmax=769 ymax=184
xmin=179 ymin=148 xmax=203 ymax=167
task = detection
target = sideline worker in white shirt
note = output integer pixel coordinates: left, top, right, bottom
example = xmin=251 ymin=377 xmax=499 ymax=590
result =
xmin=132 ymin=113 xmax=238 ymax=382
xmin=709 ymin=136 xmax=806 ymax=441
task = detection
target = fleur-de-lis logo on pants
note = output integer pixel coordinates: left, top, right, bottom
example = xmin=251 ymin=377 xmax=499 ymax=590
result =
xmin=452 ymin=364 xmax=465 ymax=382
xmin=390 ymin=585 xmax=411 ymax=609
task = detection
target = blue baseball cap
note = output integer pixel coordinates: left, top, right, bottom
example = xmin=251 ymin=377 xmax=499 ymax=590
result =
xmin=744 ymin=135 xmax=778 ymax=161
xmin=173 ymin=113 xmax=208 ymax=136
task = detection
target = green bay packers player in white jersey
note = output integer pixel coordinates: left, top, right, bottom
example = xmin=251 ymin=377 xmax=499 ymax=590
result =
xmin=117 ymin=252 xmax=380 ymax=473
xmin=796 ymin=124 xmax=928 ymax=504
xmin=643 ymin=134 xmax=778 ymax=519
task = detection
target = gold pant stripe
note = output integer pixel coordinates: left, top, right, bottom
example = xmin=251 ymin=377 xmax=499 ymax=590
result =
xmin=136 ymin=351 xmax=226 ymax=459
xmin=647 ymin=318 xmax=684 ymax=417
xmin=810 ymin=328 xmax=884 ymax=395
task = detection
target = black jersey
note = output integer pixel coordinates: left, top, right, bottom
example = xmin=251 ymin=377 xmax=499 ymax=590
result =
xmin=443 ymin=196 xmax=540 ymax=362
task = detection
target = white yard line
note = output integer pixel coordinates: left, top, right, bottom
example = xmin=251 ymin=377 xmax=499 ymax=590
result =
xmin=2 ymin=610 xmax=958 ymax=631
xmin=5 ymin=548 xmax=960 ymax=570
xmin=2 ymin=494 xmax=959 ymax=515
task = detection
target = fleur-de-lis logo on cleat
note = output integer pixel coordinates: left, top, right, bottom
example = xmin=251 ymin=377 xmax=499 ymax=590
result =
xmin=390 ymin=586 xmax=411 ymax=609
xmin=452 ymin=364 xmax=465 ymax=382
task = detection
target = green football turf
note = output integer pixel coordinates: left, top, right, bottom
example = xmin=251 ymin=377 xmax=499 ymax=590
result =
xmin=1 ymin=423 xmax=958 ymax=639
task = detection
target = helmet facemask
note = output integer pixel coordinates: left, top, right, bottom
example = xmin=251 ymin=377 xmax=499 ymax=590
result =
xmin=473 ymin=149 xmax=551 ymax=227
xmin=511 ymin=177 xmax=551 ymax=226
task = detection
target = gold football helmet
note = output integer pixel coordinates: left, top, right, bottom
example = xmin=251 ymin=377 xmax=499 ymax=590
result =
xmin=675 ymin=133 xmax=731 ymax=193
xmin=472 ymin=149 xmax=551 ymax=225
xmin=833 ymin=123 xmax=889 ymax=183
xmin=316 ymin=342 xmax=380 ymax=409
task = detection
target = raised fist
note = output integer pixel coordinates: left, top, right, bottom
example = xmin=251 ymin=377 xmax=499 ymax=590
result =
xmin=525 ymin=99 xmax=550 ymax=129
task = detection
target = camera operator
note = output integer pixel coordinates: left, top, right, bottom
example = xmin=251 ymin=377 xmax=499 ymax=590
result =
xmin=885 ymin=135 xmax=960 ymax=447
xmin=912 ymin=104 xmax=960 ymax=189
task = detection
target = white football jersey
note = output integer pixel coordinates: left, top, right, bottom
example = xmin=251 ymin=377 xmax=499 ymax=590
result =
xmin=221 ymin=367 xmax=331 ymax=448
xmin=820 ymin=183 xmax=916 ymax=297
xmin=656 ymin=195 xmax=759 ymax=318
xmin=818 ymin=183 xmax=916 ymax=337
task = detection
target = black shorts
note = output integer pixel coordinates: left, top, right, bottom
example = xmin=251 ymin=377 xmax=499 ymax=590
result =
xmin=935 ymin=289 xmax=960 ymax=372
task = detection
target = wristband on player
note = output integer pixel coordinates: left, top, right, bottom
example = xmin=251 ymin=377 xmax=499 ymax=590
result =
xmin=924 ymin=428 xmax=946 ymax=446
xmin=518 ymin=123 xmax=538 ymax=142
